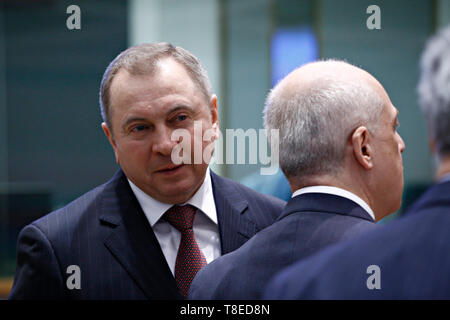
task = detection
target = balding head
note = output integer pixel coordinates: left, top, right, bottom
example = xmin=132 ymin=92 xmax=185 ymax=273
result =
xmin=263 ymin=60 xmax=386 ymax=180
xmin=277 ymin=60 xmax=389 ymax=106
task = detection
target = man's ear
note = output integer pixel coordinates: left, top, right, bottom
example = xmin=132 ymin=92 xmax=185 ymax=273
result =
xmin=101 ymin=122 xmax=119 ymax=163
xmin=209 ymin=94 xmax=219 ymax=138
xmin=351 ymin=126 xmax=373 ymax=170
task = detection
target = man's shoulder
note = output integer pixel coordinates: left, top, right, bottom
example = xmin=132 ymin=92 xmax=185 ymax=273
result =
xmin=211 ymin=171 xmax=286 ymax=207
xmin=405 ymin=181 xmax=450 ymax=215
xmin=336 ymin=209 xmax=448 ymax=261
xmin=266 ymin=209 xmax=450 ymax=299
xmin=29 ymin=175 xmax=115 ymax=238
xmin=211 ymin=172 xmax=286 ymax=228
xmin=325 ymin=211 xmax=377 ymax=234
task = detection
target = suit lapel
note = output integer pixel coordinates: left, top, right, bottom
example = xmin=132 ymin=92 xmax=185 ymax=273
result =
xmin=97 ymin=169 xmax=257 ymax=297
xmin=210 ymin=171 xmax=255 ymax=254
xmin=99 ymin=170 xmax=182 ymax=299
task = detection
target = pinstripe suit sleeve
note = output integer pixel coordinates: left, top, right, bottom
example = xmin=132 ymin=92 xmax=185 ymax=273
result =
xmin=8 ymin=224 xmax=66 ymax=300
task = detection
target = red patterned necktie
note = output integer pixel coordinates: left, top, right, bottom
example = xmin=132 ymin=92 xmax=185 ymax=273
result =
xmin=163 ymin=204 xmax=207 ymax=297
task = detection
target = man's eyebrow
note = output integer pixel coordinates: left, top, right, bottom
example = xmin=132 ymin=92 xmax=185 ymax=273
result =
xmin=166 ymin=105 xmax=195 ymax=116
xmin=393 ymin=108 xmax=399 ymax=124
xmin=121 ymin=105 xmax=196 ymax=128
xmin=122 ymin=117 xmax=148 ymax=129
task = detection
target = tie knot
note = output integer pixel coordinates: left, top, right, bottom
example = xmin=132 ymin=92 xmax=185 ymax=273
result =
xmin=163 ymin=205 xmax=197 ymax=232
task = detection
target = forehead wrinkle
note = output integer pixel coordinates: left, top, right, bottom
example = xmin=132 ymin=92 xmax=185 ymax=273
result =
xmin=112 ymin=70 xmax=196 ymax=111
xmin=166 ymin=104 xmax=196 ymax=114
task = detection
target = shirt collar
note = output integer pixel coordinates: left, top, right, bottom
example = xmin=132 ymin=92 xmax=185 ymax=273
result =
xmin=292 ymin=185 xmax=376 ymax=221
xmin=128 ymin=167 xmax=218 ymax=227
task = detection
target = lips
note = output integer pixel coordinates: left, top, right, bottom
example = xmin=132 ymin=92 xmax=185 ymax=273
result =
xmin=155 ymin=164 xmax=184 ymax=173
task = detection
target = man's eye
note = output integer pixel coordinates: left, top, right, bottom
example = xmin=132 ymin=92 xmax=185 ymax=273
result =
xmin=132 ymin=125 xmax=148 ymax=132
xmin=177 ymin=115 xmax=188 ymax=121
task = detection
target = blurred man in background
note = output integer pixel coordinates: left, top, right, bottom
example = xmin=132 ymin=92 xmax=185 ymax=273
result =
xmin=404 ymin=24 xmax=450 ymax=214
xmin=189 ymin=60 xmax=405 ymax=299
xmin=264 ymin=26 xmax=450 ymax=300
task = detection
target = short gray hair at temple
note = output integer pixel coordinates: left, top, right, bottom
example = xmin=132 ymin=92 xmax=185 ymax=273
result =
xmin=263 ymin=60 xmax=384 ymax=180
xmin=417 ymin=25 xmax=450 ymax=160
xmin=99 ymin=42 xmax=213 ymax=131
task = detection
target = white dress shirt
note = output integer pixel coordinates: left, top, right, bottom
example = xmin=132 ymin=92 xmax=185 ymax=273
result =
xmin=292 ymin=185 xmax=376 ymax=221
xmin=128 ymin=167 xmax=221 ymax=275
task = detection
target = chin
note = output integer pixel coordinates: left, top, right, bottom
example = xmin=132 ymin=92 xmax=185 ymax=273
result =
xmin=160 ymin=182 xmax=199 ymax=202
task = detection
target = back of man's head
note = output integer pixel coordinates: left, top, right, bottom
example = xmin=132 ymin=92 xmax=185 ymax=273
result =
xmin=418 ymin=25 xmax=450 ymax=162
xmin=263 ymin=60 xmax=384 ymax=182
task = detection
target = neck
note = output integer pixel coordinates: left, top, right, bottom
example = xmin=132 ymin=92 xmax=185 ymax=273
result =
xmin=289 ymin=174 xmax=380 ymax=221
xmin=290 ymin=172 xmax=375 ymax=216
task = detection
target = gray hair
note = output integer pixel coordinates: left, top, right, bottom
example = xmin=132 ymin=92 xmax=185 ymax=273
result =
xmin=99 ymin=42 xmax=213 ymax=130
xmin=417 ymin=25 xmax=450 ymax=159
xmin=263 ymin=61 xmax=384 ymax=180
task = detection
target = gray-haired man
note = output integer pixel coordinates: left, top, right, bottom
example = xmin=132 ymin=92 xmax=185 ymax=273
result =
xmin=188 ymin=59 xmax=405 ymax=299
xmin=264 ymin=25 xmax=450 ymax=300
xmin=406 ymin=24 xmax=450 ymax=213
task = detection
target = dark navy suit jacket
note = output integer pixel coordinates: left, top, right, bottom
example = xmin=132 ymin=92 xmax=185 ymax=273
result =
xmin=404 ymin=180 xmax=450 ymax=215
xmin=8 ymin=169 xmax=284 ymax=300
xmin=188 ymin=193 xmax=377 ymax=299
xmin=264 ymin=181 xmax=450 ymax=299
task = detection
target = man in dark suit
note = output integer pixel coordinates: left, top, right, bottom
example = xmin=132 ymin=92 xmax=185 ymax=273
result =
xmin=188 ymin=60 xmax=405 ymax=299
xmin=8 ymin=43 xmax=285 ymax=300
xmin=264 ymin=202 xmax=450 ymax=299
xmin=264 ymin=25 xmax=450 ymax=300
xmin=405 ymin=24 xmax=450 ymax=215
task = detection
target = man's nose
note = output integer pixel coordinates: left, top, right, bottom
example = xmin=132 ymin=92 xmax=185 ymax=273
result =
xmin=152 ymin=126 xmax=177 ymax=156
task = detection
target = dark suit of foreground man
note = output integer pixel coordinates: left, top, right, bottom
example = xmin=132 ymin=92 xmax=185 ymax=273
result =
xmin=264 ymin=25 xmax=450 ymax=300
xmin=9 ymin=43 xmax=284 ymax=300
xmin=188 ymin=60 xmax=405 ymax=299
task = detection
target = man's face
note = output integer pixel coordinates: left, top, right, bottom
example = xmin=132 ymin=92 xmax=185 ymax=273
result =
xmin=371 ymin=100 xmax=405 ymax=216
xmin=103 ymin=58 xmax=218 ymax=204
